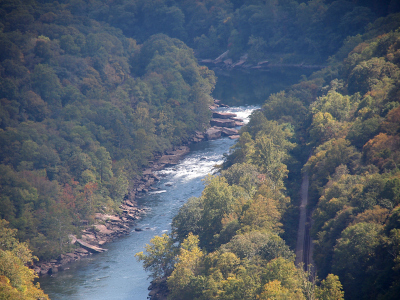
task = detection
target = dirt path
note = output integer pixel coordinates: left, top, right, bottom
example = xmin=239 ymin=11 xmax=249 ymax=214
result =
xmin=295 ymin=172 xmax=310 ymax=267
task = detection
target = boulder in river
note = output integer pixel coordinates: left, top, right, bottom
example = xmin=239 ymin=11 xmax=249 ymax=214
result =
xmin=221 ymin=127 xmax=239 ymax=136
xmin=210 ymin=118 xmax=236 ymax=128
xmin=205 ymin=127 xmax=222 ymax=140
xmin=158 ymin=146 xmax=190 ymax=165
xmin=40 ymin=267 xmax=50 ymax=275
xmin=212 ymin=112 xmax=237 ymax=119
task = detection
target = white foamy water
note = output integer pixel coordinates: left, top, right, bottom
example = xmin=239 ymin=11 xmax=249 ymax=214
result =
xmin=158 ymin=154 xmax=223 ymax=182
xmin=147 ymin=190 xmax=167 ymax=195
xmin=222 ymin=105 xmax=258 ymax=124
xmin=39 ymin=106 xmax=258 ymax=300
xmin=158 ymin=105 xmax=257 ymax=183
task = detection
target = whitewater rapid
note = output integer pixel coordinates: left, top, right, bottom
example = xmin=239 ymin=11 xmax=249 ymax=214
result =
xmin=39 ymin=106 xmax=257 ymax=300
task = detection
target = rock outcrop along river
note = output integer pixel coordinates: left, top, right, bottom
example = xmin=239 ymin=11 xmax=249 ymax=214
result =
xmin=38 ymin=106 xmax=256 ymax=300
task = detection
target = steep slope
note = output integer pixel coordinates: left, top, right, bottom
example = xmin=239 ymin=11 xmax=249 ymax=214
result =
xmin=0 ymin=0 xmax=215 ymax=260
xmin=137 ymin=10 xmax=400 ymax=300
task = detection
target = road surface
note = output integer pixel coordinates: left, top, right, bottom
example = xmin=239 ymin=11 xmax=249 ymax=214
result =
xmin=295 ymin=172 xmax=314 ymax=271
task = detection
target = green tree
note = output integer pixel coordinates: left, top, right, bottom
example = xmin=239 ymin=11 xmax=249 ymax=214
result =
xmin=310 ymin=90 xmax=359 ymax=122
xmin=259 ymin=280 xmax=303 ymax=300
xmin=31 ymin=64 xmax=62 ymax=107
xmin=262 ymin=91 xmax=308 ymax=126
xmin=309 ymin=112 xmax=341 ymax=144
xmin=221 ymin=163 xmax=260 ymax=195
xmin=262 ymin=257 xmax=306 ymax=299
xmin=247 ymin=135 xmax=289 ymax=189
xmin=22 ymin=91 xmax=50 ymax=122
xmin=348 ymin=57 xmax=399 ymax=95
xmin=332 ymin=222 xmax=383 ymax=299
xmin=199 ymin=175 xmax=237 ymax=250
xmin=94 ymin=146 xmax=113 ymax=183
xmin=172 ymin=197 xmax=204 ymax=243
xmin=136 ymin=233 xmax=177 ymax=280
xmin=60 ymin=35 xmax=80 ymax=55
xmin=315 ymin=274 xmax=344 ymax=300
xmin=167 ymin=233 xmax=204 ymax=300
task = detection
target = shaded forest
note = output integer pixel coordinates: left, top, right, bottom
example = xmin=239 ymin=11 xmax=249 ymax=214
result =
xmin=1 ymin=0 xmax=400 ymax=299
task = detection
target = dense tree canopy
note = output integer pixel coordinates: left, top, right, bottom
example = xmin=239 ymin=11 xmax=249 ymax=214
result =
xmin=87 ymin=0 xmax=400 ymax=64
xmin=138 ymin=6 xmax=400 ymax=300
xmin=1 ymin=1 xmax=400 ymax=299
xmin=0 ymin=0 xmax=215 ymax=260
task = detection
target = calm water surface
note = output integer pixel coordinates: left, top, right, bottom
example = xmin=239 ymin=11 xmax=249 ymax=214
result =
xmin=39 ymin=106 xmax=257 ymax=300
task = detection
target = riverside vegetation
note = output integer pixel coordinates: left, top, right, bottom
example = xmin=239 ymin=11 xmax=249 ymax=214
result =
xmin=1 ymin=0 xmax=400 ymax=299
xmin=136 ymin=3 xmax=400 ymax=300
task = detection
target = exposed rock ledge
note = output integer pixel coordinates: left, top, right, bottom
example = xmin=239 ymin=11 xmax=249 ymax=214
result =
xmin=210 ymin=118 xmax=237 ymax=128
xmin=33 ymin=200 xmax=146 ymax=276
xmin=75 ymin=239 xmax=107 ymax=253
xmin=33 ymin=99 xmax=245 ymax=277
xmin=212 ymin=111 xmax=237 ymax=119
xmin=33 ymin=147 xmax=192 ymax=276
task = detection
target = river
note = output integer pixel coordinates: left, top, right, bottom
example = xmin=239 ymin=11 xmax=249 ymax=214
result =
xmin=38 ymin=106 xmax=257 ymax=300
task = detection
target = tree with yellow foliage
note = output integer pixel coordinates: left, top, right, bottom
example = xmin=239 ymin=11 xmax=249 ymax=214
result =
xmin=0 ymin=219 xmax=49 ymax=300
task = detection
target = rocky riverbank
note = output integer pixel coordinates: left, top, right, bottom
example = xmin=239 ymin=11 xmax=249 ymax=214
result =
xmin=33 ymin=101 xmax=244 ymax=277
xmin=33 ymin=199 xmax=146 ymax=276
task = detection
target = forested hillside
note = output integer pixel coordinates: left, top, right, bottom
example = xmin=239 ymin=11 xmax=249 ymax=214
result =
xmin=82 ymin=0 xmax=400 ymax=104
xmin=0 ymin=0 xmax=215 ymax=262
xmin=137 ymin=4 xmax=400 ymax=300
xmin=1 ymin=0 xmax=400 ymax=299
xmin=305 ymin=26 xmax=400 ymax=300
xmin=87 ymin=0 xmax=399 ymax=63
